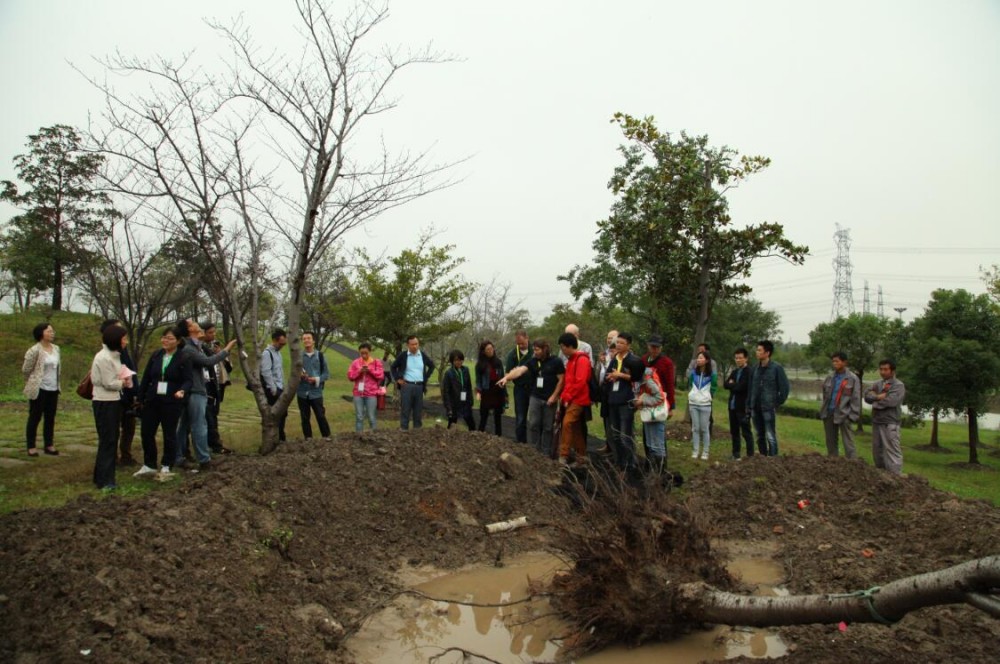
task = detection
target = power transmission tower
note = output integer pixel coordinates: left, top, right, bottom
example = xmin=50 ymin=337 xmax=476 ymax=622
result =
xmin=877 ymin=285 xmax=885 ymax=318
xmin=862 ymin=280 xmax=871 ymax=316
xmin=831 ymin=224 xmax=855 ymax=320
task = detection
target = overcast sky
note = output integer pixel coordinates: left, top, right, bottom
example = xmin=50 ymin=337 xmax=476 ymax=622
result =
xmin=1 ymin=0 xmax=998 ymax=343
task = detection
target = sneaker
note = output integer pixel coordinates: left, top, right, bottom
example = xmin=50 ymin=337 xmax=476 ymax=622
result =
xmin=700 ymin=452 xmax=710 ymax=461
xmin=100 ymin=484 xmax=118 ymax=492
xmin=154 ymin=469 xmax=176 ymax=482
xmin=118 ymin=456 xmax=137 ymax=467
xmin=133 ymin=465 xmax=157 ymax=478
xmin=691 ymin=451 xmax=699 ymax=459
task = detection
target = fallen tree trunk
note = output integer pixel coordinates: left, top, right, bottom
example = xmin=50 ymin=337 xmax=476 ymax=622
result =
xmin=677 ymin=555 xmax=1000 ymax=626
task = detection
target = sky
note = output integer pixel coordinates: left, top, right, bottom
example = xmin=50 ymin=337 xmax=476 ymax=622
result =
xmin=1 ymin=0 xmax=998 ymax=343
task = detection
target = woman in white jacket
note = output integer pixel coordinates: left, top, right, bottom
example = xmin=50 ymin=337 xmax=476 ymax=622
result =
xmin=688 ymin=351 xmax=717 ymax=461
xmin=22 ymin=322 xmax=61 ymax=457
xmin=90 ymin=325 xmax=133 ymax=490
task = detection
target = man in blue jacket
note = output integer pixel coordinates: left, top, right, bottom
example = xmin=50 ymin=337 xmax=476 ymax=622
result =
xmin=747 ymin=340 xmax=790 ymax=456
xmin=297 ymin=331 xmax=331 ymax=438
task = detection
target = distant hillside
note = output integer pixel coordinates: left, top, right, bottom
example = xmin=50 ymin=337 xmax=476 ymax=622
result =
xmin=0 ymin=311 xmax=103 ymax=401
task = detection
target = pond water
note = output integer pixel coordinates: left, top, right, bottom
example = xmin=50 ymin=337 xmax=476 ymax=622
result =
xmin=344 ymin=548 xmax=788 ymax=663
xmin=790 ymin=391 xmax=1000 ymax=430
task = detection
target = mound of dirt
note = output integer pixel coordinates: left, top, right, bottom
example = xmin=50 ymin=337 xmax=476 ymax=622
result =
xmin=687 ymin=453 xmax=1000 ymax=663
xmin=1 ymin=434 xmax=998 ymax=664
xmin=0 ymin=429 xmax=573 ymax=663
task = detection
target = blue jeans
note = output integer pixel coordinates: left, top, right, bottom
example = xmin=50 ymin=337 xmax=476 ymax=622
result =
xmin=399 ymin=383 xmax=424 ymax=430
xmin=690 ymin=404 xmax=712 ymax=455
xmin=751 ymin=407 xmax=778 ymax=456
xmin=642 ymin=420 xmax=666 ymax=459
xmin=176 ymin=393 xmax=209 ymax=463
xmin=353 ymin=396 xmax=377 ymax=432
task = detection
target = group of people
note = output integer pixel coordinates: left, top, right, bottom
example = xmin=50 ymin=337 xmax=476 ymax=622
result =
xmin=20 ymin=319 xmax=908 ymax=489
xmin=21 ymin=318 xmax=237 ymax=490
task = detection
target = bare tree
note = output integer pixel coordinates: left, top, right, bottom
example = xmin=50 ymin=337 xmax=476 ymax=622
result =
xmin=86 ymin=1 xmax=453 ymax=452
xmin=427 ymin=276 xmax=531 ymax=379
xmin=77 ymin=212 xmax=202 ymax=365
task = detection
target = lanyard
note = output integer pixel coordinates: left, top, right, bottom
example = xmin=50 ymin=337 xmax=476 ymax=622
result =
xmin=162 ymin=352 xmax=173 ymax=374
xmin=516 ymin=346 xmax=526 ymax=363
xmin=455 ymin=368 xmax=465 ymax=388
xmin=615 ymin=355 xmax=624 ymax=373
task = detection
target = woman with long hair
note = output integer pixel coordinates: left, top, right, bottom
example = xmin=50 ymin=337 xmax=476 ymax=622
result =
xmin=688 ymin=350 xmax=716 ymax=461
xmin=90 ymin=325 xmax=133 ymax=490
xmin=22 ymin=322 xmax=61 ymax=457
xmin=475 ymin=340 xmax=507 ymax=435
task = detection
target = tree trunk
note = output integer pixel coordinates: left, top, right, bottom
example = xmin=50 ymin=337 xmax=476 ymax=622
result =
xmin=676 ymin=555 xmax=1000 ymax=627
xmin=929 ymin=408 xmax=940 ymax=448
xmin=52 ymin=224 xmax=63 ymax=311
xmin=968 ymin=407 xmax=980 ymax=465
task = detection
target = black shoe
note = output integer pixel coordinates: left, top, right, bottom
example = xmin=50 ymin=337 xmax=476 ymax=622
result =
xmin=211 ymin=446 xmax=235 ymax=455
xmin=199 ymin=461 xmax=212 ymax=471
xmin=118 ymin=455 xmax=136 ymax=465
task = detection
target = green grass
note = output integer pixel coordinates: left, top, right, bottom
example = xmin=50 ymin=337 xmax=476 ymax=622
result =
xmin=3 ymin=343 xmax=998 ymax=513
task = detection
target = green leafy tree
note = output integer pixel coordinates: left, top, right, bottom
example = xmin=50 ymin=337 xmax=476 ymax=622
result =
xmin=564 ymin=113 xmax=807 ymax=364
xmin=1 ymin=125 xmax=115 ymax=310
xmin=340 ymin=232 xmax=474 ymax=359
xmin=707 ymin=297 xmax=782 ymax=377
xmin=982 ymin=264 xmax=1000 ymax=304
xmin=902 ymin=289 xmax=1000 ymax=463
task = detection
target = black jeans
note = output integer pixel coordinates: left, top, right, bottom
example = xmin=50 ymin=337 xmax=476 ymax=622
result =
xmin=607 ymin=402 xmax=638 ymax=470
xmin=266 ymin=389 xmax=287 ymax=441
xmin=478 ymin=406 xmax=503 ymax=435
xmin=140 ymin=400 xmax=182 ymax=468
xmin=513 ymin=384 xmax=530 ymax=443
xmin=92 ymin=401 xmax=122 ymax=488
xmin=298 ymin=395 xmax=331 ymax=438
xmin=26 ymin=388 xmax=59 ymax=449
xmin=728 ymin=408 xmax=755 ymax=458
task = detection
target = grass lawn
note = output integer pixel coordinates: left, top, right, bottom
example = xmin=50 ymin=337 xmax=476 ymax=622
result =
xmin=3 ymin=337 xmax=998 ymax=513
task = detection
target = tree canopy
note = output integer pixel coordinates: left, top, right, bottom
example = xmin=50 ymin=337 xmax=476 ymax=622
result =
xmin=339 ymin=232 xmax=474 ymax=359
xmin=901 ymin=289 xmax=1000 ymax=463
xmin=563 ymin=113 xmax=807 ymax=360
xmin=1 ymin=125 xmax=115 ymax=310
xmin=807 ymin=313 xmax=899 ymax=387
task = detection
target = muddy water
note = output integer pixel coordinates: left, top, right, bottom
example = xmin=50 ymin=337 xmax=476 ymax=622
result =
xmin=344 ymin=545 xmax=789 ymax=663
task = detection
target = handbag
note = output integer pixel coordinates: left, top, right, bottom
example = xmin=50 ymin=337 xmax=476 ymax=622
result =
xmin=76 ymin=371 xmax=94 ymax=400
xmin=640 ymin=403 xmax=668 ymax=423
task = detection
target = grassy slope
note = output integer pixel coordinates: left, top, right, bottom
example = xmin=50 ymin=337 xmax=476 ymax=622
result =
xmin=2 ymin=320 xmax=997 ymax=512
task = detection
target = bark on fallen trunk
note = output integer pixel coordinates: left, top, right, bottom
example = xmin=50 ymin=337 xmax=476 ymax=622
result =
xmin=678 ymin=555 xmax=1000 ymax=627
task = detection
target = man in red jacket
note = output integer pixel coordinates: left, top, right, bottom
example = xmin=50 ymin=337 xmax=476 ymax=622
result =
xmin=558 ymin=332 xmax=592 ymax=465
xmin=641 ymin=335 xmax=675 ymax=408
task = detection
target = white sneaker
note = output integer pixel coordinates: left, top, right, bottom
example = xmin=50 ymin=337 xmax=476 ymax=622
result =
xmin=133 ymin=465 xmax=157 ymax=478
xmin=700 ymin=452 xmax=710 ymax=461
xmin=154 ymin=469 xmax=176 ymax=482
xmin=691 ymin=451 xmax=699 ymax=459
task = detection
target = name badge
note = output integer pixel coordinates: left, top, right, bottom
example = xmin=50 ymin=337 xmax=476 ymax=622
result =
xmin=613 ymin=381 xmax=620 ymax=392
xmin=356 ymin=381 xmax=363 ymax=393
xmin=202 ymin=368 xmax=211 ymax=381
xmin=460 ymin=391 xmax=467 ymax=401
xmin=536 ymin=376 xmax=544 ymax=389
xmin=156 ymin=381 xmax=168 ymax=396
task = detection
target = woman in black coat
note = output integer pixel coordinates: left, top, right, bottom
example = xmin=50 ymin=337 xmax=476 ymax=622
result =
xmin=475 ymin=340 xmax=507 ymax=436
xmin=135 ymin=328 xmax=192 ymax=477
xmin=441 ymin=350 xmax=475 ymax=430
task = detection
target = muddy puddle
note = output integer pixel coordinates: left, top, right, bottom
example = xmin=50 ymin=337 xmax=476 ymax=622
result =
xmin=344 ymin=543 xmax=789 ymax=663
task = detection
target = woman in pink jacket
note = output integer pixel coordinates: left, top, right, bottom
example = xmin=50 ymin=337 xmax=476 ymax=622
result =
xmin=347 ymin=342 xmax=384 ymax=431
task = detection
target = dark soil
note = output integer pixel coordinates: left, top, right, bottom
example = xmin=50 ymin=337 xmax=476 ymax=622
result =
xmin=1 ymin=433 xmax=999 ymax=663
xmin=687 ymin=453 xmax=1000 ymax=663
